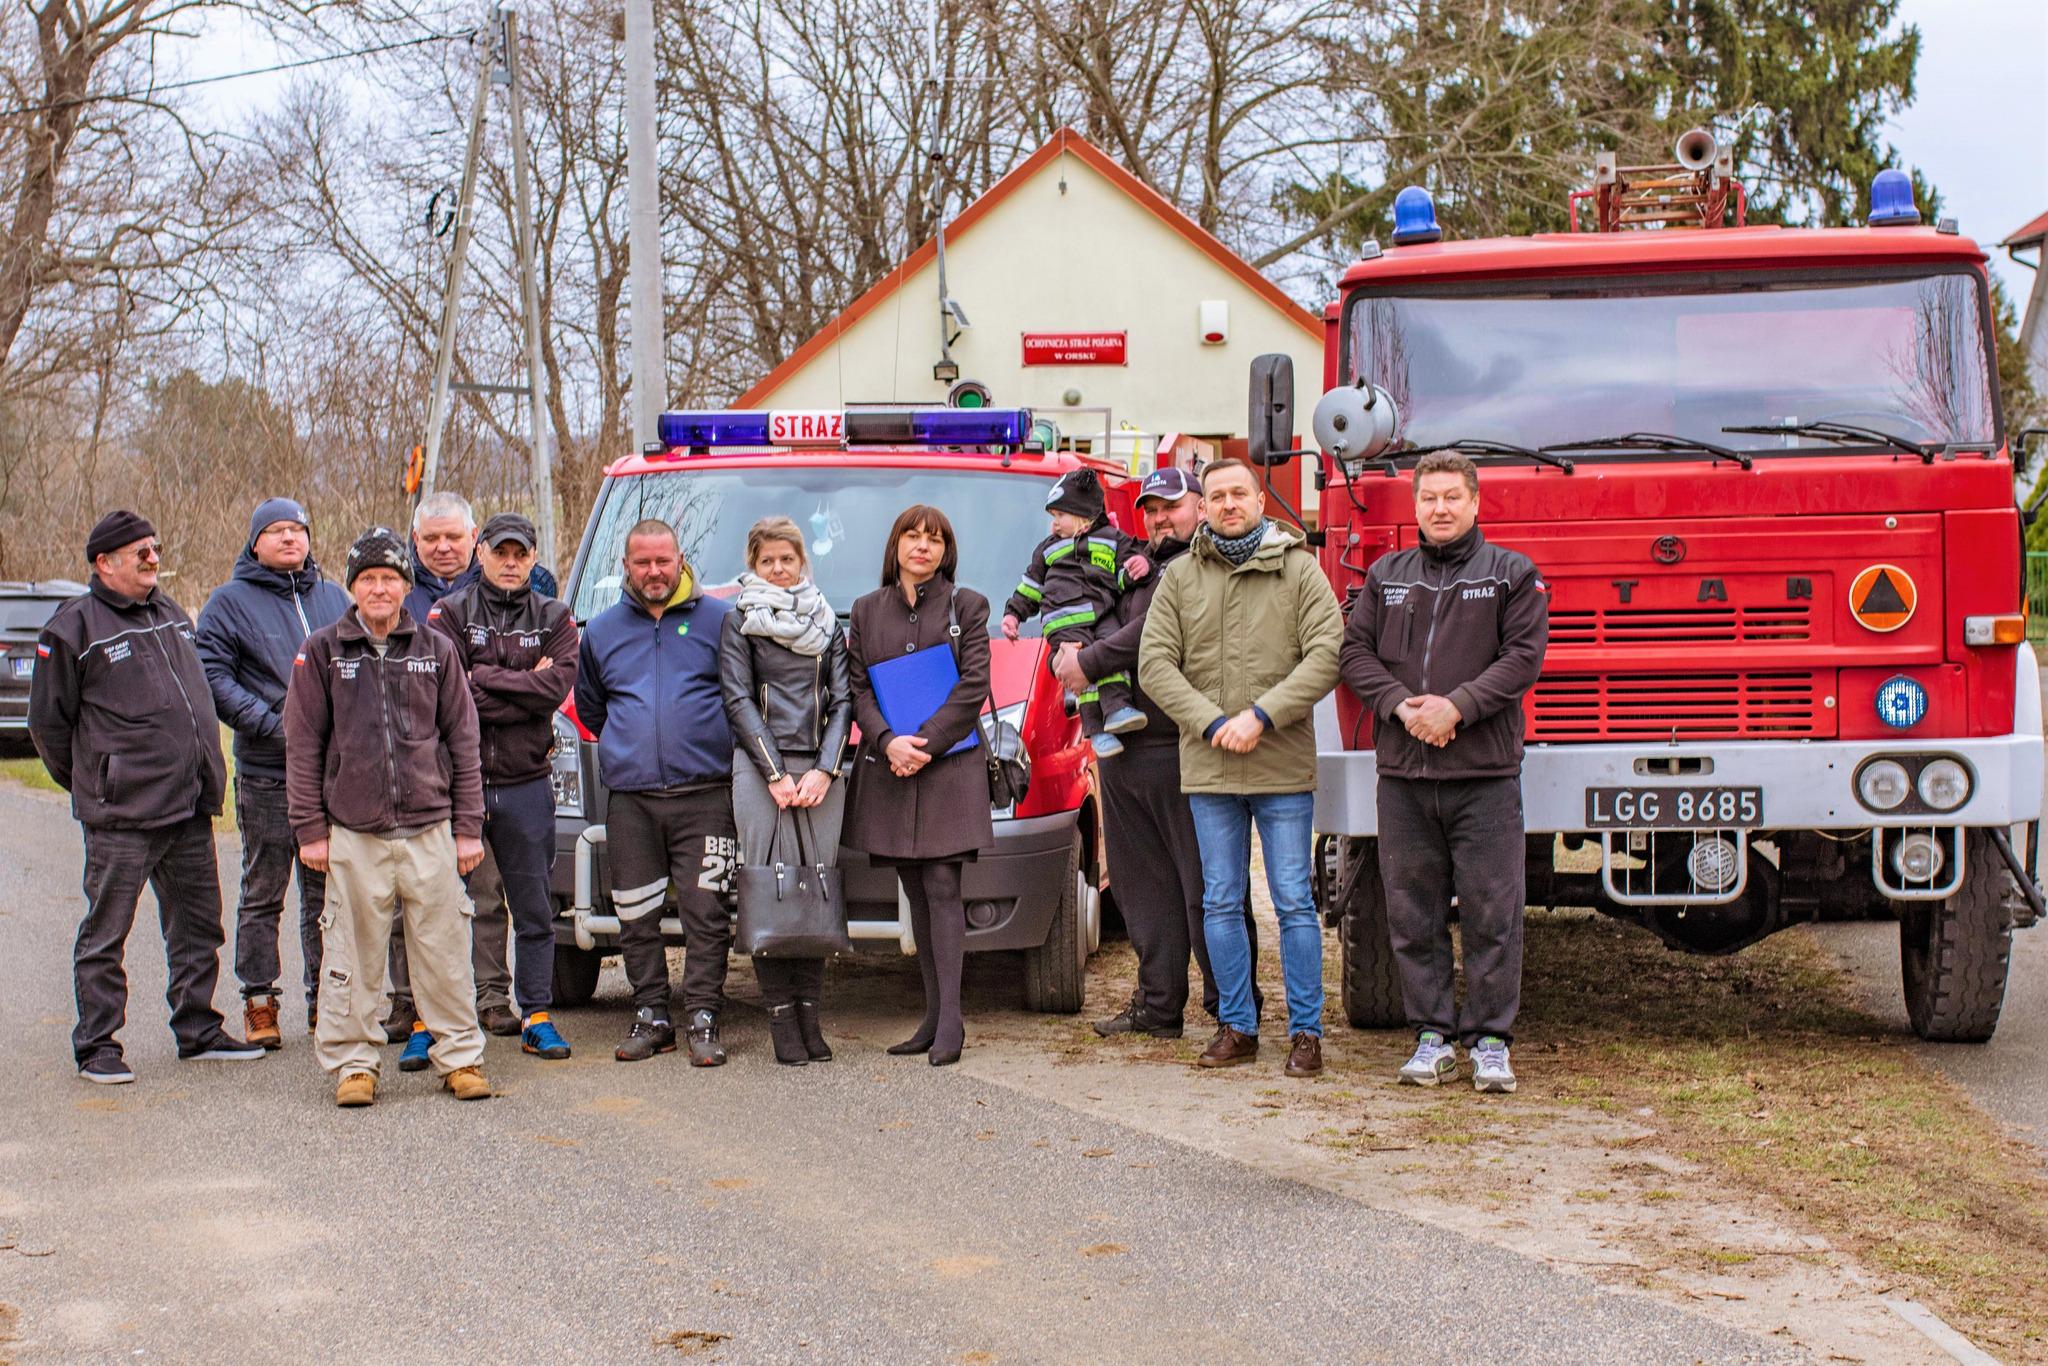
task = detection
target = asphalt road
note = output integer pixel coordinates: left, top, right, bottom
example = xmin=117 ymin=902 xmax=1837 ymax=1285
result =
xmin=0 ymin=782 xmax=1802 ymax=1364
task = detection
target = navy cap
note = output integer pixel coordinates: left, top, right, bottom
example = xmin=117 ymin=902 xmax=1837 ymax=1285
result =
xmin=1137 ymin=466 xmax=1199 ymax=505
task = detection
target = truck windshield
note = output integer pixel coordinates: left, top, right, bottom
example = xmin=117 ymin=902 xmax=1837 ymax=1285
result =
xmin=1344 ymin=269 xmax=1997 ymax=454
xmin=569 ymin=464 xmax=1064 ymax=632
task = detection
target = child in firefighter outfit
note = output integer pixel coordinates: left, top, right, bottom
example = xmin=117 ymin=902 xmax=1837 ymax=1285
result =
xmin=1000 ymin=467 xmax=1151 ymax=757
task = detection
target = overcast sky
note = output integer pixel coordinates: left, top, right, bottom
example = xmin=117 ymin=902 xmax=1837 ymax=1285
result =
xmin=1890 ymin=0 xmax=2048 ymax=301
xmin=185 ymin=1 xmax=2048 ymax=298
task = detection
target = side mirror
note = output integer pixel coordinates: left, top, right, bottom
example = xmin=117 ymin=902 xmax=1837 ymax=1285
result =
xmin=1312 ymin=380 xmax=1400 ymax=465
xmin=1247 ymin=354 xmax=1295 ymax=466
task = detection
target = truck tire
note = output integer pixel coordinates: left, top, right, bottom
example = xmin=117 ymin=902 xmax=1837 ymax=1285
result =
xmin=1023 ymin=831 xmax=1087 ymax=1014
xmin=1899 ymin=828 xmax=2015 ymax=1042
xmin=552 ymin=942 xmax=605 ymax=1009
xmin=1338 ymin=837 xmax=1405 ymax=1029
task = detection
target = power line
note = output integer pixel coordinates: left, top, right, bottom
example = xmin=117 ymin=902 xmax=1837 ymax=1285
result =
xmin=0 ymin=28 xmax=475 ymax=121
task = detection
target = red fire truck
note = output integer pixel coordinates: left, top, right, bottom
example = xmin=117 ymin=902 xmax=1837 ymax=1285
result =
xmin=1265 ymin=140 xmax=2045 ymax=1042
xmin=545 ymin=405 xmax=1129 ymax=1013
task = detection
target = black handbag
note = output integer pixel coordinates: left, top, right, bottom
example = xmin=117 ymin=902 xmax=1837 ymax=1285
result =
xmin=734 ymin=807 xmax=851 ymax=959
xmin=947 ymin=594 xmax=1031 ymax=809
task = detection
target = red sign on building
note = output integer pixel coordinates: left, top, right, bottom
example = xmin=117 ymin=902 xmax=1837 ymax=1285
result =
xmin=1021 ymin=331 xmax=1128 ymax=366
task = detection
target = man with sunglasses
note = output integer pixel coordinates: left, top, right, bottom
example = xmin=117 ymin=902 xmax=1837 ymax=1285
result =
xmin=30 ymin=510 xmax=266 ymax=1084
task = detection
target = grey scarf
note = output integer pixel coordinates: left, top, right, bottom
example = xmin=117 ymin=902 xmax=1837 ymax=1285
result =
xmin=735 ymin=573 xmax=835 ymax=656
xmin=1208 ymin=519 xmax=1270 ymax=566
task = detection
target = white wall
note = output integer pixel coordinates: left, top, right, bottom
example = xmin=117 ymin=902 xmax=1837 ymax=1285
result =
xmin=752 ymin=148 xmax=1325 ymax=462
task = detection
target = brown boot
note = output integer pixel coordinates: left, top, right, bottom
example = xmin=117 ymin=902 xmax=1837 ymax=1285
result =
xmin=334 ymin=1071 xmax=376 ymax=1107
xmin=1284 ymin=1032 xmax=1323 ymax=1077
xmin=443 ymin=1065 xmax=493 ymax=1101
xmin=1196 ymin=1025 xmax=1259 ymax=1068
xmin=243 ymin=995 xmax=282 ymax=1051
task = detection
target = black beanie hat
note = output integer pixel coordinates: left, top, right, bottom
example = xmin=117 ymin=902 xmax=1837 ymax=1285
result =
xmin=1044 ymin=467 xmax=1105 ymax=521
xmin=345 ymin=527 xmax=415 ymax=588
xmin=85 ymin=510 xmax=157 ymax=563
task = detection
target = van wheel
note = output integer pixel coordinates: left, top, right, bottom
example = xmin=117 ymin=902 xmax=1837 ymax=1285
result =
xmin=552 ymin=943 xmax=604 ymax=1009
xmin=1899 ymin=828 xmax=2016 ymax=1042
xmin=1338 ymin=837 xmax=1404 ymax=1029
xmin=1023 ymin=831 xmax=1088 ymax=1014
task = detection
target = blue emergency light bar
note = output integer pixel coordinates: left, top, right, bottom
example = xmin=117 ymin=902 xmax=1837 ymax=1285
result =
xmin=656 ymin=406 xmax=1034 ymax=451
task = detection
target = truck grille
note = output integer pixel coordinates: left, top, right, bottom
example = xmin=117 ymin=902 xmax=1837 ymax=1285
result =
xmin=1547 ymin=605 xmax=1810 ymax=645
xmin=1529 ymin=671 xmax=1828 ymax=741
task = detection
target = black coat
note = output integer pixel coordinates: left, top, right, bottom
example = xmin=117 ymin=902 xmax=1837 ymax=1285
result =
xmin=429 ymin=579 xmax=579 ymax=785
xmin=844 ymin=577 xmax=994 ymax=863
xmin=194 ymin=548 xmax=350 ymax=781
xmin=29 ymin=577 xmax=227 ymax=829
xmin=718 ymin=610 xmax=853 ymax=780
xmin=1076 ymin=533 xmax=1190 ymax=746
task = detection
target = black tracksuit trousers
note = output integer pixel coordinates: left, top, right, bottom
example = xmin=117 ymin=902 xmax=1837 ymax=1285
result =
xmin=1376 ymin=774 xmax=1526 ymax=1046
xmin=607 ymin=788 xmax=738 ymax=1017
xmin=1098 ymin=741 xmax=1259 ymax=1023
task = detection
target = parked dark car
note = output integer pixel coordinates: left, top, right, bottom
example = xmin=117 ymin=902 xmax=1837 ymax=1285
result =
xmin=1 ymin=580 xmax=89 ymax=744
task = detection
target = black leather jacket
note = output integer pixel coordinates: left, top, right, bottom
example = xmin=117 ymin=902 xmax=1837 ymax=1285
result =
xmin=717 ymin=610 xmax=853 ymax=781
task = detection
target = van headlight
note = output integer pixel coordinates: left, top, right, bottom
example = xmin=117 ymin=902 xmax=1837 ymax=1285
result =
xmin=1856 ymin=759 xmax=1910 ymax=811
xmin=550 ymin=712 xmax=584 ymax=817
xmin=1915 ymin=758 xmax=1970 ymax=812
xmin=989 ymin=700 xmax=1027 ymax=820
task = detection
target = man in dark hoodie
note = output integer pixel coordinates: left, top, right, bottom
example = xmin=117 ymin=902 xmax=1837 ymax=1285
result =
xmin=196 ymin=497 xmax=350 ymax=1048
xmin=31 ymin=510 xmax=267 ymax=1084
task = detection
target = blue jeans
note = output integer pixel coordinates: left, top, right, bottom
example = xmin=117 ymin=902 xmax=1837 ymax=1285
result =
xmin=1187 ymin=791 xmax=1322 ymax=1037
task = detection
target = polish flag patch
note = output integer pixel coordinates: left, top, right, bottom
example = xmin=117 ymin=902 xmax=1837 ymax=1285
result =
xmin=36 ymin=643 xmax=51 ymax=657
xmin=293 ymin=652 xmax=306 ymax=667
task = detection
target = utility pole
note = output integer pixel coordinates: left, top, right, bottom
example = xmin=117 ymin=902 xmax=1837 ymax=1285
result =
xmin=417 ymin=18 xmax=494 ymax=506
xmin=415 ymin=3 xmax=558 ymax=565
xmin=500 ymin=4 xmax=556 ymax=565
xmin=624 ymin=0 xmax=663 ymax=449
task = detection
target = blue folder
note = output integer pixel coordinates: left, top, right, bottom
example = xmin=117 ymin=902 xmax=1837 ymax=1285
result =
xmin=867 ymin=643 xmax=981 ymax=756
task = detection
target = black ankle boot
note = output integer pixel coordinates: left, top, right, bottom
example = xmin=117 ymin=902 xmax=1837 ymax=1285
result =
xmin=766 ymin=1004 xmax=808 ymax=1066
xmin=793 ymin=998 xmax=832 ymax=1061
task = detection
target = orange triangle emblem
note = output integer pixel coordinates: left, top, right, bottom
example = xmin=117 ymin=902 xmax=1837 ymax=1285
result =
xmin=1848 ymin=564 xmax=1917 ymax=633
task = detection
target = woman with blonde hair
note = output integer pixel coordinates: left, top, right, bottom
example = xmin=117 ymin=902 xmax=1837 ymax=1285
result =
xmin=718 ymin=516 xmax=852 ymax=1064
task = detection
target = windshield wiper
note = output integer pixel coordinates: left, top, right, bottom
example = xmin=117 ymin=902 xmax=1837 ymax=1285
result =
xmin=1720 ymin=420 xmax=1932 ymax=463
xmin=1404 ymin=438 xmax=1575 ymax=474
xmin=1540 ymin=431 xmax=1752 ymax=471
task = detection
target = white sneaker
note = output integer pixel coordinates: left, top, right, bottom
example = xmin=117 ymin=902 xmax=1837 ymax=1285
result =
xmin=1397 ymin=1031 xmax=1457 ymax=1086
xmin=1471 ymin=1037 xmax=1516 ymax=1093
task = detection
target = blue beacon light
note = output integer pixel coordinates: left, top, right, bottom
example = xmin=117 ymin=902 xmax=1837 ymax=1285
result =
xmin=657 ymin=410 xmax=772 ymax=448
xmin=1390 ymin=186 xmax=1443 ymax=246
xmin=1874 ymin=675 xmax=1928 ymax=729
xmin=1867 ymin=169 xmax=1921 ymax=227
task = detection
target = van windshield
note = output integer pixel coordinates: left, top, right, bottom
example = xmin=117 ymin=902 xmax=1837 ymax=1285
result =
xmin=569 ymin=464 xmax=1065 ymax=633
xmin=1343 ymin=269 xmax=1998 ymax=454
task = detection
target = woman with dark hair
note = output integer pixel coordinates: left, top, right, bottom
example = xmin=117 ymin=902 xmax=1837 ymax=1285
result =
xmin=845 ymin=504 xmax=994 ymax=1066
xmin=720 ymin=516 xmax=852 ymax=1065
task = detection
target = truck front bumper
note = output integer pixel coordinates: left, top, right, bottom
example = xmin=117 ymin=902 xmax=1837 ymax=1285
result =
xmin=1317 ymin=648 xmax=2046 ymax=837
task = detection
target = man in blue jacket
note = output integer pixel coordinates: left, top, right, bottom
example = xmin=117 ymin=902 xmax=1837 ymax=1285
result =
xmin=575 ymin=519 xmax=738 ymax=1067
xmin=196 ymin=498 xmax=350 ymax=1047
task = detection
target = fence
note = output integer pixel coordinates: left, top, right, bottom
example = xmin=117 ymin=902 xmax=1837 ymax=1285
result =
xmin=2028 ymin=554 xmax=2048 ymax=643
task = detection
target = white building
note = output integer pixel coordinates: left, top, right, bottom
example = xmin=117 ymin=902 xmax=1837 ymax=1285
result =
xmin=739 ymin=129 xmax=1326 ymax=515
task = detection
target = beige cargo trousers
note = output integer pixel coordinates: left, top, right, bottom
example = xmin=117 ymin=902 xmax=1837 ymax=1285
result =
xmin=314 ymin=822 xmax=485 ymax=1077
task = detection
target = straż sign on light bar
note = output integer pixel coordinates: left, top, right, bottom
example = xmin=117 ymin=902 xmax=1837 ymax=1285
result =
xmin=768 ymin=410 xmax=844 ymax=445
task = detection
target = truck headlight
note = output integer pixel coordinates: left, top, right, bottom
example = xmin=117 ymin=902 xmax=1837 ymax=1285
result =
xmin=1856 ymin=759 xmax=1909 ymax=811
xmin=550 ymin=712 xmax=584 ymax=817
xmin=1915 ymin=758 xmax=1970 ymax=812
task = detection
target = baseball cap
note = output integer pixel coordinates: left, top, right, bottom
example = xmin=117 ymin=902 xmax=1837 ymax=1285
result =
xmin=480 ymin=512 xmax=537 ymax=551
xmin=1136 ymin=466 xmax=1198 ymax=505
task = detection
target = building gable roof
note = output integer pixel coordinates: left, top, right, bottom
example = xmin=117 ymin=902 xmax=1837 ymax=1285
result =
xmin=2005 ymin=209 xmax=2048 ymax=249
xmin=737 ymin=128 xmax=1322 ymax=407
